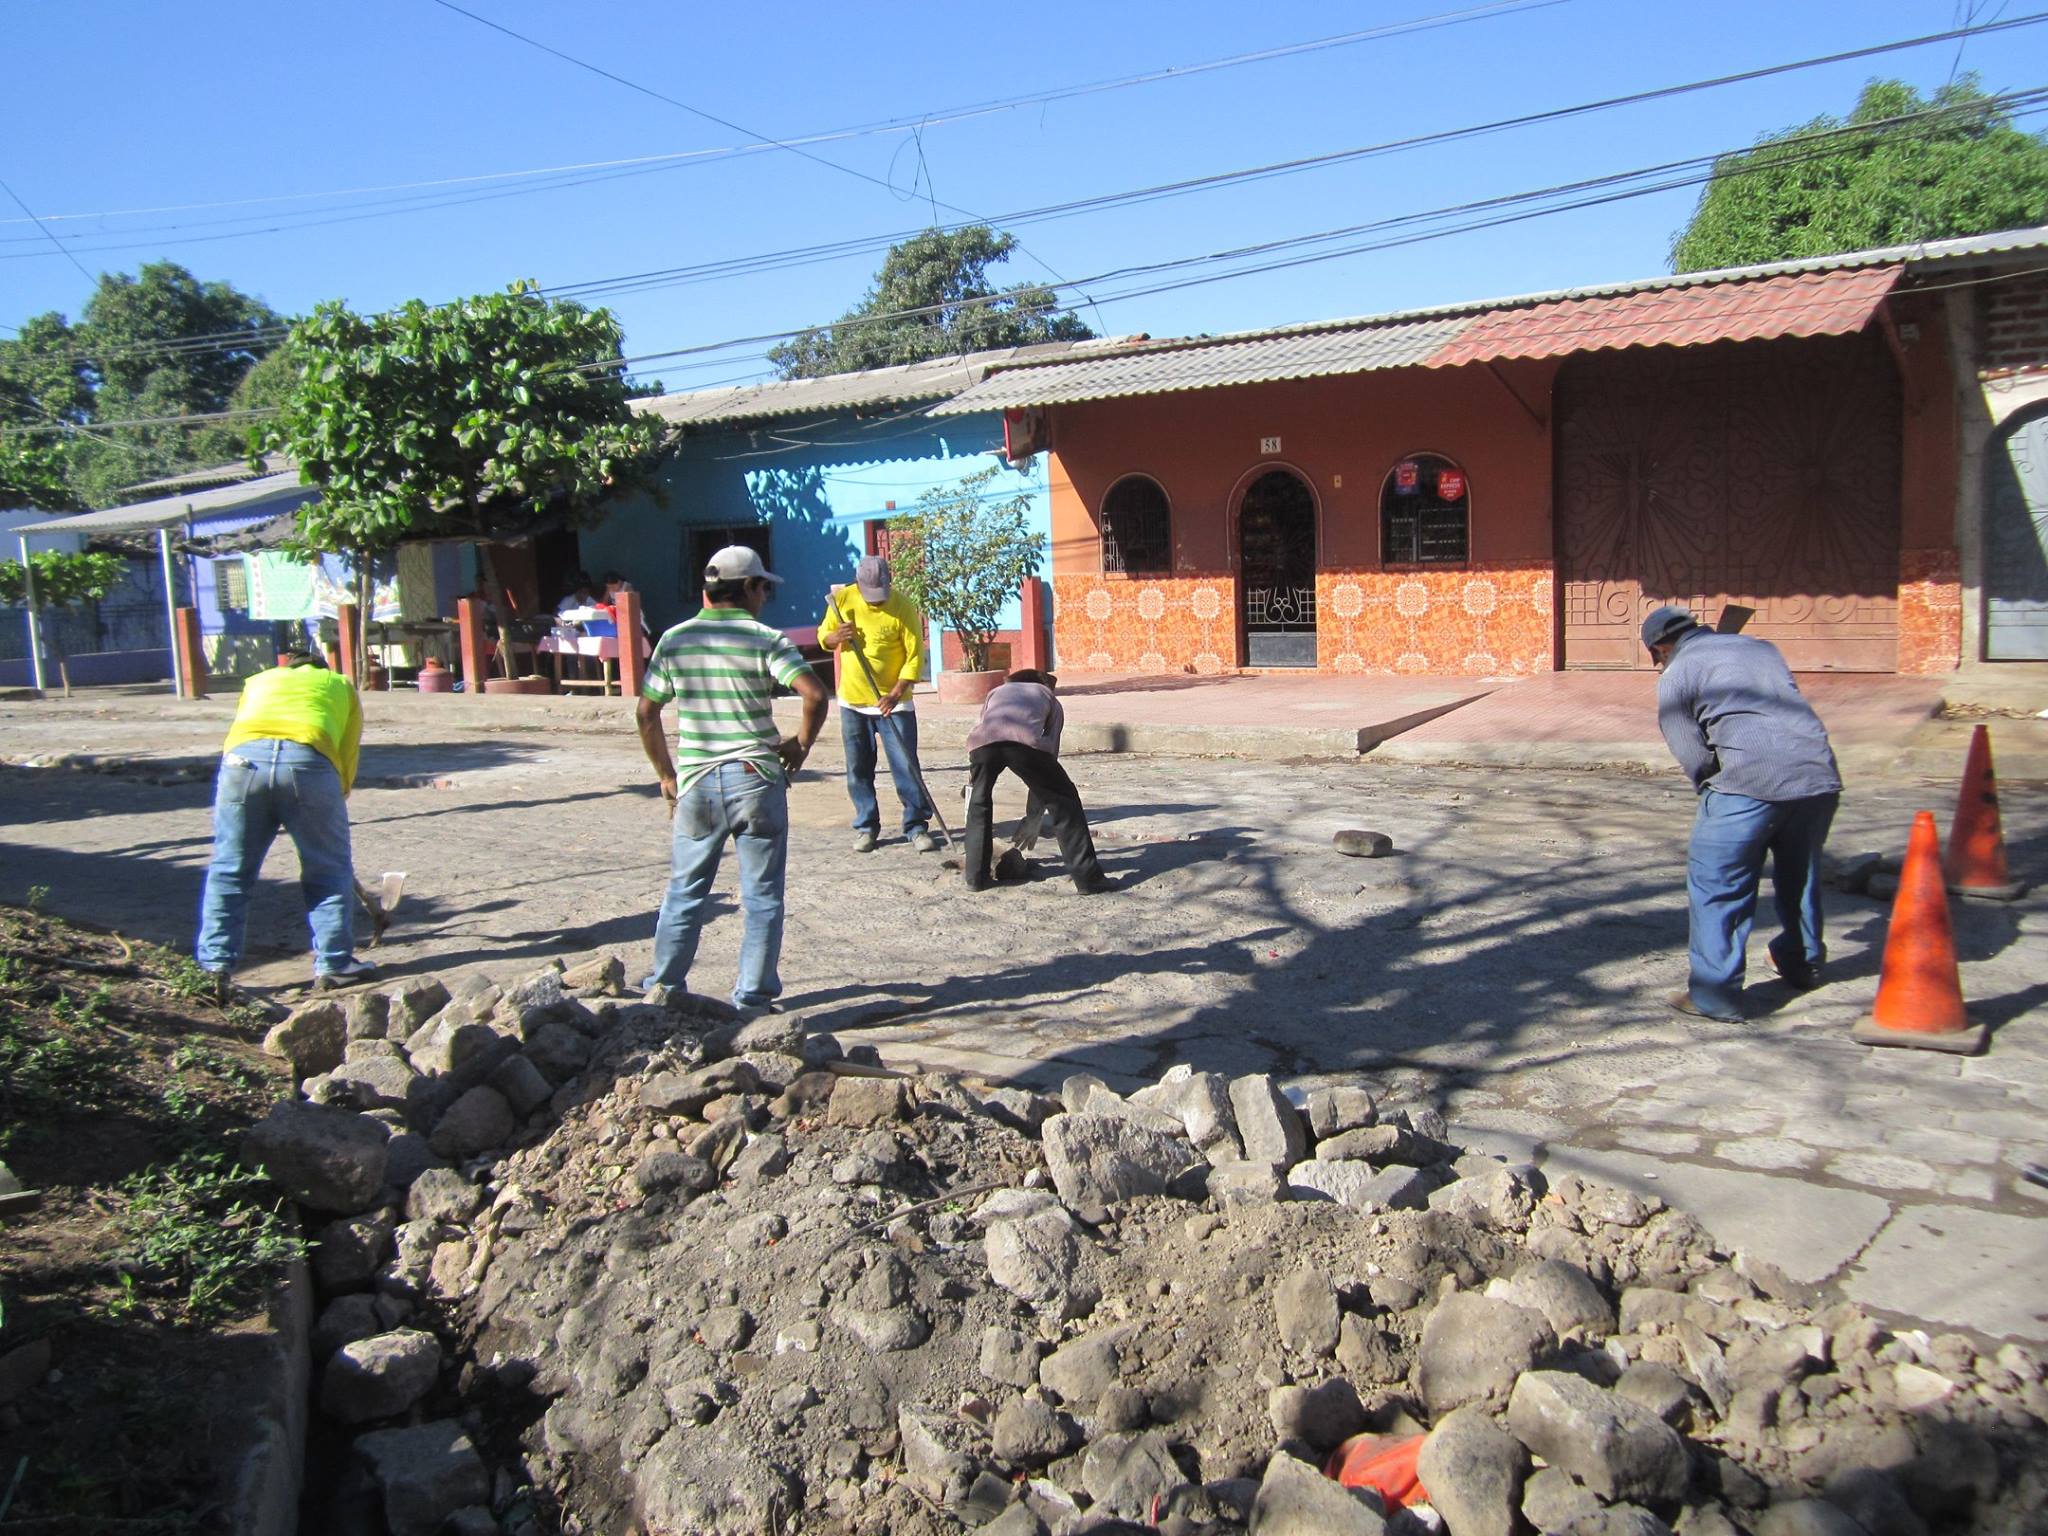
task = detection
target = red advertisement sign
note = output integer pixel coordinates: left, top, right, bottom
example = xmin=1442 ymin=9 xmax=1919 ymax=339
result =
xmin=1436 ymin=466 xmax=1467 ymax=501
xmin=1394 ymin=460 xmax=1419 ymax=493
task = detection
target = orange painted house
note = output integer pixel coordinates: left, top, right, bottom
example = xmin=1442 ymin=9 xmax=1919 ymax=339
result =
xmin=930 ymin=230 xmax=2048 ymax=677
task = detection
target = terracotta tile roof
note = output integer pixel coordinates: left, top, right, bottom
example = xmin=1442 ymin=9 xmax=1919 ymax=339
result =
xmin=1423 ymin=266 xmax=1903 ymax=368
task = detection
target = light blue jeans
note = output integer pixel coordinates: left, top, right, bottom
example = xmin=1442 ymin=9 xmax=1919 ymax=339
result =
xmin=841 ymin=706 xmax=933 ymax=838
xmin=1686 ymin=788 xmax=1839 ymax=1017
xmin=195 ymin=739 xmax=356 ymax=975
xmin=645 ymin=761 xmax=789 ymax=1008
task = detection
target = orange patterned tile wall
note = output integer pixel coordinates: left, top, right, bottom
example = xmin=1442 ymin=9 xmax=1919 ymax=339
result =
xmin=1052 ymin=574 xmax=1239 ymax=673
xmin=1317 ymin=564 xmax=1554 ymax=675
xmin=1897 ymin=547 xmax=1961 ymax=674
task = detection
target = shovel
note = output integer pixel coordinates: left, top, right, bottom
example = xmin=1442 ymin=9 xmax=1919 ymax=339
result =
xmin=826 ymin=593 xmax=955 ymax=850
xmin=354 ymin=871 xmax=406 ymax=946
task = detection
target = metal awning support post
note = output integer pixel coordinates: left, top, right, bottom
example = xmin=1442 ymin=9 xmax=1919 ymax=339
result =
xmin=18 ymin=534 xmax=46 ymax=696
xmin=158 ymin=525 xmax=183 ymax=698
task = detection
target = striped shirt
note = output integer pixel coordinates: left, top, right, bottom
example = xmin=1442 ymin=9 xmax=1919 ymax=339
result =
xmin=642 ymin=607 xmax=811 ymax=789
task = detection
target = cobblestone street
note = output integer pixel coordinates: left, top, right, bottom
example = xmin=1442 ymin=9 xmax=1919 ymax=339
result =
xmin=3 ymin=692 xmax=2044 ymax=1343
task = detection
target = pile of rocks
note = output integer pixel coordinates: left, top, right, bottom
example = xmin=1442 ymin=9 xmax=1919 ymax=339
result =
xmin=243 ymin=956 xmax=2048 ymax=1536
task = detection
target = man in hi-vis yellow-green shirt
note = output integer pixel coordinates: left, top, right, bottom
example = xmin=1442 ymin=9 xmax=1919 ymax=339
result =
xmin=819 ymin=555 xmax=936 ymax=853
xmin=195 ymin=645 xmax=373 ymax=999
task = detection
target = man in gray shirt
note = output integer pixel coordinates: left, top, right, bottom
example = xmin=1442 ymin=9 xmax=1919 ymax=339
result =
xmin=1645 ymin=605 xmax=1842 ymax=1021
xmin=962 ymin=670 xmax=1110 ymax=894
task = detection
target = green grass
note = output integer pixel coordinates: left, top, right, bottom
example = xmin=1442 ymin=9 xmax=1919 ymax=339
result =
xmin=113 ymin=1149 xmax=307 ymax=1323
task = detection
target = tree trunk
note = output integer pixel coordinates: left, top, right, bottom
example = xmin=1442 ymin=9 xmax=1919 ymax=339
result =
xmin=40 ymin=611 xmax=71 ymax=699
xmin=354 ymin=556 xmax=373 ymax=681
xmin=474 ymin=538 xmax=514 ymax=678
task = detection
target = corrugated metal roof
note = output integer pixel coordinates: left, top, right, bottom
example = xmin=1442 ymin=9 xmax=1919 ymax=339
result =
xmin=935 ymin=224 xmax=2048 ymax=411
xmin=931 ymin=316 xmax=1465 ymax=412
xmin=119 ymin=453 xmax=293 ymax=495
xmin=638 ymin=336 xmax=1143 ymax=426
xmin=1426 ymin=266 xmax=1902 ymax=368
xmin=20 ymin=472 xmax=317 ymax=537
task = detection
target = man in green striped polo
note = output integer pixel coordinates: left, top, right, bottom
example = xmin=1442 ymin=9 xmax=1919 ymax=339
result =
xmin=635 ymin=545 xmax=828 ymax=1014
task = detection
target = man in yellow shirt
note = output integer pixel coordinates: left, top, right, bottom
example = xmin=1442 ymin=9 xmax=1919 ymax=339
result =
xmin=196 ymin=646 xmax=372 ymax=998
xmin=819 ymin=555 xmax=936 ymax=853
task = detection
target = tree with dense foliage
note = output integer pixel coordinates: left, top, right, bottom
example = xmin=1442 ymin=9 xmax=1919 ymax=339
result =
xmin=885 ymin=465 xmax=1043 ymax=674
xmin=1671 ymin=77 xmax=2048 ymax=272
xmin=258 ymin=281 xmax=665 ymax=672
xmin=0 ymin=262 xmax=285 ymax=508
xmin=0 ymin=550 xmax=127 ymax=695
xmin=770 ymin=227 xmax=1092 ymax=379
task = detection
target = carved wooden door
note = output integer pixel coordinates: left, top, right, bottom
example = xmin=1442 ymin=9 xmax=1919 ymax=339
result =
xmin=1556 ymin=334 xmax=1901 ymax=670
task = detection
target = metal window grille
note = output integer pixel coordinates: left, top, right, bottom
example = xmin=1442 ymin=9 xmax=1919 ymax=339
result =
xmin=1102 ymin=477 xmax=1171 ymax=574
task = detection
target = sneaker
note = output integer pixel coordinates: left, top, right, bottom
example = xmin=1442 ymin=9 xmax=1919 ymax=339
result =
xmin=1666 ymin=990 xmax=1740 ymax=1023
xmin=852 ymin=829 xmax=878 ymax=853
xmin=909 ymin=830 xmax=941 ymax=853
xmin=733 ymin=1001 xmax=785 ymax=1021
xmin=313 ymin=957 xmax=379 ymax=991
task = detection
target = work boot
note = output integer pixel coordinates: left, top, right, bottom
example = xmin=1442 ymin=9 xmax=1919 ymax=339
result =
xmin=1071 ymin=870 xmax=1115 ymax=896
xmin=1665 ymin=991 xmax=1740 ymax=1023
xmin=909 ymin=829 xmax=940 ymax=854
xmin=202 ymin=967 xmax=233 ymax=1007
xmin=852 ymin=829 xmax=878 ymax=853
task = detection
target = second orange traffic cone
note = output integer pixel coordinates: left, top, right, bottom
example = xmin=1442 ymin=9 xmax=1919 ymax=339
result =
xmin=1944 ymin=724 xmax=2027 ymax=901
xmin=1851 ymin=810 xmax=1987 ymax=1056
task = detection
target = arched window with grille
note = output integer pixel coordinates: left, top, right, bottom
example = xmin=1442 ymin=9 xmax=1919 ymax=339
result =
xmin=1101 ymin=474 xmax=1172 ymax=575
xmin=1380 ymin=453 xmax=1470 ymax=565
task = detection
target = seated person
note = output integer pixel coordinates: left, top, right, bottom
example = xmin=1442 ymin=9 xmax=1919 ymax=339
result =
xmin=962 ymin=669 xmax=1110 ymax=895
xmin=556 ymin=574 xmax=599 ymax=617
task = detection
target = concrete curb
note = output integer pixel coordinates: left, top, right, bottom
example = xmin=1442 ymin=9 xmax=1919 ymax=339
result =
xmin=226 ymin=1256 xmax=312 ymax=1536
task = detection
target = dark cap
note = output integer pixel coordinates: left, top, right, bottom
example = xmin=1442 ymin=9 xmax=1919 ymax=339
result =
xmin=1641 ymin=605 xmax=1701 ymax=652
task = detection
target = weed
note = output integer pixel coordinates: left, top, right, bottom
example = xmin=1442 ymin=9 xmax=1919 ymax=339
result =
xmin=112 ymin=1149 xmax=306 ymax=1323
xmin=25 ymin=884 xmax=48 ymax=911
xmin=168 ymin=1038 xmax=266 ymax=1091
xmin=159 ymin=956 xmax=220 ymax=1004
xmin=0 ymin=1004 xmax=120 ymax=1137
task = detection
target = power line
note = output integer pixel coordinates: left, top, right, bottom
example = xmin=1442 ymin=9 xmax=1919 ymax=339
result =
xmin=0 ymin=174 xmax=93 ymax=283
xmin=15 ymin=87 xmax=2036 ymax=439
xmin=0 ymin=0 xmax=1561 ymax=236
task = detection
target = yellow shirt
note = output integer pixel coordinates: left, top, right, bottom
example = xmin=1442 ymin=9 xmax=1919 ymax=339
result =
xmin=222 ymin=664 xmax=364 ymax=794
xmin=819 ymin=585 xmax=925 ymax=707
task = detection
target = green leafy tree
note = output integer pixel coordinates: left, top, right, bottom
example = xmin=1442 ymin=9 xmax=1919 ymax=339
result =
xmin=1 ymin=263 xmax=285 ymax=507
xmin=257 ymin=281 xmax=666 ymax=674
xmin=885 ymin=465 xmax=1042 ymax=673
xmin=1672 ymin=76 xmax=2048 ymax=272
xmin=0 ymin=549 xmax=127 ymax=696
xmin=770 ymin=226 xmax=1092 ymax=379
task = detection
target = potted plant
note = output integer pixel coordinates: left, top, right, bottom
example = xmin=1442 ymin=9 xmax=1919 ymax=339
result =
xmin=887 ymin=465 xmax=1044 ymax=706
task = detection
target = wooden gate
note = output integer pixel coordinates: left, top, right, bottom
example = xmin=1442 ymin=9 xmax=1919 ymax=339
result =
xmin=1555 ymin=334 xmax=1902 ymax=670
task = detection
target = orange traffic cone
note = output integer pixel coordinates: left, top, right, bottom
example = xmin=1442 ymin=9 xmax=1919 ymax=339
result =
xmin=1944 ymin=725 xmax=2028 ymax=901
xmin=1851 ymin=811 xmax=1986 ymax=1055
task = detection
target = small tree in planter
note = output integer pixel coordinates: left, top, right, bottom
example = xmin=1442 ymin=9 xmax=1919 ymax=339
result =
xmin=886 ymin=464 xmax=1043 ymax=676
xmin=0 ymin=549 xmax=127 ymax=697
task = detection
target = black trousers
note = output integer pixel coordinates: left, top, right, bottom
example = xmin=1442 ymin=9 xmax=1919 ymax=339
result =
xmin=964 ymin=742 xmax=1103 ymax=891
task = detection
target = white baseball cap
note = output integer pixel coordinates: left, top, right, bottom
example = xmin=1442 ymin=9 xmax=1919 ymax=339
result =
xmin=703 ymin=545 xmax=782 ymax=586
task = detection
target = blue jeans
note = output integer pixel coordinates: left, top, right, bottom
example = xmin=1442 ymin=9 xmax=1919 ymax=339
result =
xmin=1686 ymin=788 xmax=1839 ymax=1017
xmin=195 ymin=739 xmax=356 ymax=975
xmin=841 ymin=707 xmax=933 ymax=837
xmin=646 ymin=761 xmax=789 ymax=1008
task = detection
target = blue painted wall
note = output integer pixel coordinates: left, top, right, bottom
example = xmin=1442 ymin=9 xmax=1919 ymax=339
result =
xmin=576 ymin=408 xmax=1048 ymax=671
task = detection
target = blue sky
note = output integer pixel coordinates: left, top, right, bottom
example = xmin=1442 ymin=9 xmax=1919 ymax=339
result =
xmin=5 ymin=0 xmax=2046 ymax=392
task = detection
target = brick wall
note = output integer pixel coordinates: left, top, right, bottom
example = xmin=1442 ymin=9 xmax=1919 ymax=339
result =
xmin=1977 ymin=269 xmax=2048 ymax=378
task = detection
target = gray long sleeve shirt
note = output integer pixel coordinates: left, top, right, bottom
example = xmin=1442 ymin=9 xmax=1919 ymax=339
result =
xmin=966 ymin=681 xmax=1064 ymax=756
xmin=1655 ymin=629 xmax=1842 ymax=801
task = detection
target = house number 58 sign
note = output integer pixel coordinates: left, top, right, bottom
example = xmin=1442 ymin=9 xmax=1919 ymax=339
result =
xmin=1259 ymin=436 xmax=1281 ymax=454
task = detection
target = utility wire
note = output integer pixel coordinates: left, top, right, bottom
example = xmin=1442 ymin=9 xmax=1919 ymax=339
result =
xmin=0 ymin=0 xmax=1561 ymax=235
xmin=14 ymin=88 xmax=2035 ymax=437
xmin=0 ymin=174 xmax=94 ymax=282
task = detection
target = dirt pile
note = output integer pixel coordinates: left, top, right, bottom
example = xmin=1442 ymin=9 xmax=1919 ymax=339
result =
xmin=252 ymin=956 xmax=2048 ymax=1536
